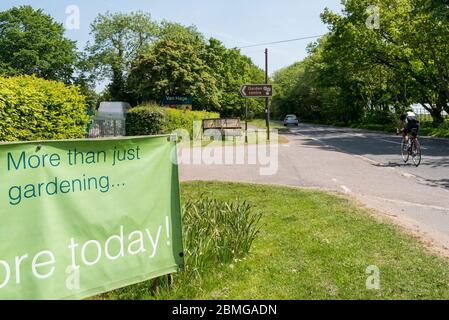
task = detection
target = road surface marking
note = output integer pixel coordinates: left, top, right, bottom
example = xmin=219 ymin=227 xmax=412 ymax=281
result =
xmin=340 ymin=185 xmax=352 ymax=194
xmin=355 ymin=155 xmax=380 ymax=165
xmin=368 ymin=196 xmax=449 ymax=212
xmin=401 ymin=172 xmax=416 ymax=178
xmin=371 ymin=137 xmax=428 ymax=150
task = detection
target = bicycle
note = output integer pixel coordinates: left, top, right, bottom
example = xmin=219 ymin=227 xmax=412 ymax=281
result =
xmin=399 ymin=128 xmax=422 ymax=167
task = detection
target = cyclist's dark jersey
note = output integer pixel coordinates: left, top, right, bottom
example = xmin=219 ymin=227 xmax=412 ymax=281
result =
xmin=400 ymin=112 xmax=420 ymax=136
xmin=400 ymin=112 xmax=420 ymax=126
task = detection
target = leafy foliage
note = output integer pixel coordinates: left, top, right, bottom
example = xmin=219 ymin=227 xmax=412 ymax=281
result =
xmin=128 ymin=24 xmax=265 ymax=115
xmin=126 ymin=103 xmax=219 ymax=137
xmin=128 ymin=37 xmax=220 ymax=110
xmin=0 ymin=6 xmax=77 ymax=82
xmin=85 ymin=11 xmax=159 ymax=100
xmin=274 ymin=0 xmax=449 ymax=125
xmin=84 ymin=13 xmax=264 ymax=114
xmin=0 ymin=75 xmax=89 ymax=141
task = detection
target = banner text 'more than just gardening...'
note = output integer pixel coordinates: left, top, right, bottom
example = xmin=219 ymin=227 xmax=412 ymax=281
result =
xmin=6 ymin=145 xmax=141 ymax=205
xmin=0 ymin=136 xmax=184 ymax=299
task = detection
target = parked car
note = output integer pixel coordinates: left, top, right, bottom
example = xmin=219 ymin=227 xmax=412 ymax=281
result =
xmin=284 ymin=114 xmax=299 ymax=126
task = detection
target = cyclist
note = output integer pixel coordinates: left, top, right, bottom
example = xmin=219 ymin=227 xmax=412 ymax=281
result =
xmin=397 ymin=109 xmax=420 ymax=146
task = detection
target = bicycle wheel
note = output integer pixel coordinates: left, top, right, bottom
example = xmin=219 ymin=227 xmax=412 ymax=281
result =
xmin=411 ymin=139 xmax=422 ymax=167
xmin=401 ymin=140 xmax=409 ymax=163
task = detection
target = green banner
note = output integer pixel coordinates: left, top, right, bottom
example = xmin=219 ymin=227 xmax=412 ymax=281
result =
xmin=0 ymin=135 xmax=184 ymax=300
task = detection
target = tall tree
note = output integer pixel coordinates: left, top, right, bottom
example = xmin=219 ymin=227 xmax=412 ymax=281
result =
xmin=85 ymin=11 xmax=159 ymax=101
xmin=128 ymin=36 xmax=219 ymax=109
xmin=128 ymin=23 xmax=264 ymax=114
xmin=0 ymin=5 xmax=77 ymax=82
xmin=321 ymin=0 xmax=449 ymax=123
xmin=275 ymin=0 xmax=449 ymax=124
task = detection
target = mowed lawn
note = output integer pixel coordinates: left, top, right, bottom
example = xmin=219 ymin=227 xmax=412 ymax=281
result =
xmin=104 ymin=182 xmax=449 ymax=300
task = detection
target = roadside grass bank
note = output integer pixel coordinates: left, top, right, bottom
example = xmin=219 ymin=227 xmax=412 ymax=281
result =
xmin=328 ymin=121 xmax=449 ymax=138
xmin=100 ymin=182 xmax=449 ymax=300
xmin=248 ymin=119 xmax=289 ymax=144
xmin=248 ymin=119 xmax=289 ymax=132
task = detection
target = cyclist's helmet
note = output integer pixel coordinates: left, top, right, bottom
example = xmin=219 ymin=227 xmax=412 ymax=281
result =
xmin=400 ymin=108 xmax=415 ymax=121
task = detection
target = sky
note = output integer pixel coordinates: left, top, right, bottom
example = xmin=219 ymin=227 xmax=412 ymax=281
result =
xmin=0 ymin=0 xmax=343 ymax=87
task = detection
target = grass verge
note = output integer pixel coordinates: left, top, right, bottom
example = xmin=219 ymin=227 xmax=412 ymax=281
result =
xmin=348 ymin=121 xmax=449 ymax=138
xmin=101 ymin=182 xmax=449 ymax=300
xmin=248 ymin=119 xmax=290 ymax=144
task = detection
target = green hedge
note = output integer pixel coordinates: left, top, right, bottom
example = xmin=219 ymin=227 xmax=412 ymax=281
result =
xmin=0 ymin=75 xmax=89 ymax=141
xmin=126 ymin=103 xmax=219 ymax=138
xmin=419 ymin=121 xmax=449 ymax=137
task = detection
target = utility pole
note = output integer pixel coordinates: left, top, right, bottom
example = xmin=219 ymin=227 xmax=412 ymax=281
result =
xmin=265 ymin=48 xmax=270 ymax=141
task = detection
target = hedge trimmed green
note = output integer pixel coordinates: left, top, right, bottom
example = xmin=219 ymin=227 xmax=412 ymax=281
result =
xmin=126 ymin=103 xmax=219 ymax=138
xmin=0 ymin=75 xmax=89 ymax=141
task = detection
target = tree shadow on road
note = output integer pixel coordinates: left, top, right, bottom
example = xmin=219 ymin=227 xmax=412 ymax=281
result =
xmin=292 ymin=129 xmax=449 ymax=158
xmin=426 ymin=178 xmax=449 ymax=188
xmin=288 ymin=128 xmax=449 ymax=190
xmin=373 ymin=162 xmax=408 ymax=168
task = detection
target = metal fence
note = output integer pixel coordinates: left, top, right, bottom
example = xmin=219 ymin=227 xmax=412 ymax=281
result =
xmin=413 ymin=105 xmax=448 ymax=122
xmin=88 ymin=119 xmax=126 ymax=138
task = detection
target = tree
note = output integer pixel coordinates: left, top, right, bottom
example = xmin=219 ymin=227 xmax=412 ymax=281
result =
xmin=274 ymin=0 xmax=449 ymax=124
xmin=0 ymin=6 xmax=77 ymax=82
xmin=205 ymin=39 xmax=265 ymax=117
xmin=85 ymin=11 xmax=159 ymax=101
xmin=128 ymin=23 xmax=265 ymax=114
xmin=320 ymin=0 xmax=449 ymax=123
xmin=128 ymin=37 xmax=220 ymax=109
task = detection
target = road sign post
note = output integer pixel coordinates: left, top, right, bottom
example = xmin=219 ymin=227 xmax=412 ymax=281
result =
xmin=265 ymin=48 xmax=270 ymax=141
xmin=245 ymin=99 xmax=248 ymax=144
xmin=240 ymin=84 xmax=273 ymax=143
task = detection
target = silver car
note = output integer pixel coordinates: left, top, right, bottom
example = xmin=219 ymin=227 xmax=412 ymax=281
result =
xmin=284 ymin=114 xmax=299 ymax=126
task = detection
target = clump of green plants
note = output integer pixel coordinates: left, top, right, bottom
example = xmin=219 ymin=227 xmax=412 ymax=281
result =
xmin=182 ymin=197 xmax=262 ymax=275
xmin=99 ymin=197 xmax=262 ymax=299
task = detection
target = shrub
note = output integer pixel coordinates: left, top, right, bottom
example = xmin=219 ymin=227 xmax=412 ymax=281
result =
xmin=362 ymin=110 xmax=396 ymax=126
xmin=126 ymin=105 xmax=166 ymax=136
xmin=420 ymin=120 xmax=449 ymax=137
xmin=0 ymin=75 xmax=89 ymax=141
xmin=126 ymin=103 xmax=219 ymax=138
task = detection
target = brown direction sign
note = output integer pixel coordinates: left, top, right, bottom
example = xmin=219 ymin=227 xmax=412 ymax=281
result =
xmin=240 ymin=84 xmax=273 ymax=98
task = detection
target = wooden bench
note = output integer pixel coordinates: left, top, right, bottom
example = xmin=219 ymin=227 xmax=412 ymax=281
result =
xmin=202 ymin=118 xmax=242 ymax=140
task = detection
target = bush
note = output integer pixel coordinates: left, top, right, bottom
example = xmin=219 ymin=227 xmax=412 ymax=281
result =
xmin=0 ymin=75 xmax=89 ymax=141
xmin=420 ymin=120 xmax=449 ymax=137
xmin=126 ymin=103 xmax=219 ymax=138
xmin=126 ymin=105 xmax=166 ymax=136
xmin=362 ymin=110 xmax=396 ymax=126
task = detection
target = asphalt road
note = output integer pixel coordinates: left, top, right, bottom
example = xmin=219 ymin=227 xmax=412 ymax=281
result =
xmin=291 ymin=124 xmax=449 ymax=189
xmin=180 ymin=123 xmax=449 ymax=253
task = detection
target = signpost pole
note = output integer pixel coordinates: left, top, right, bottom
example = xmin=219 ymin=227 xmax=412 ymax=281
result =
xmin=265 ymin=48 xmax=270 ymax=141
xmin=245 ymin=99 xmax=248 ymax=144
xmin=240 ymin=84 xmax=273 ymax=144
